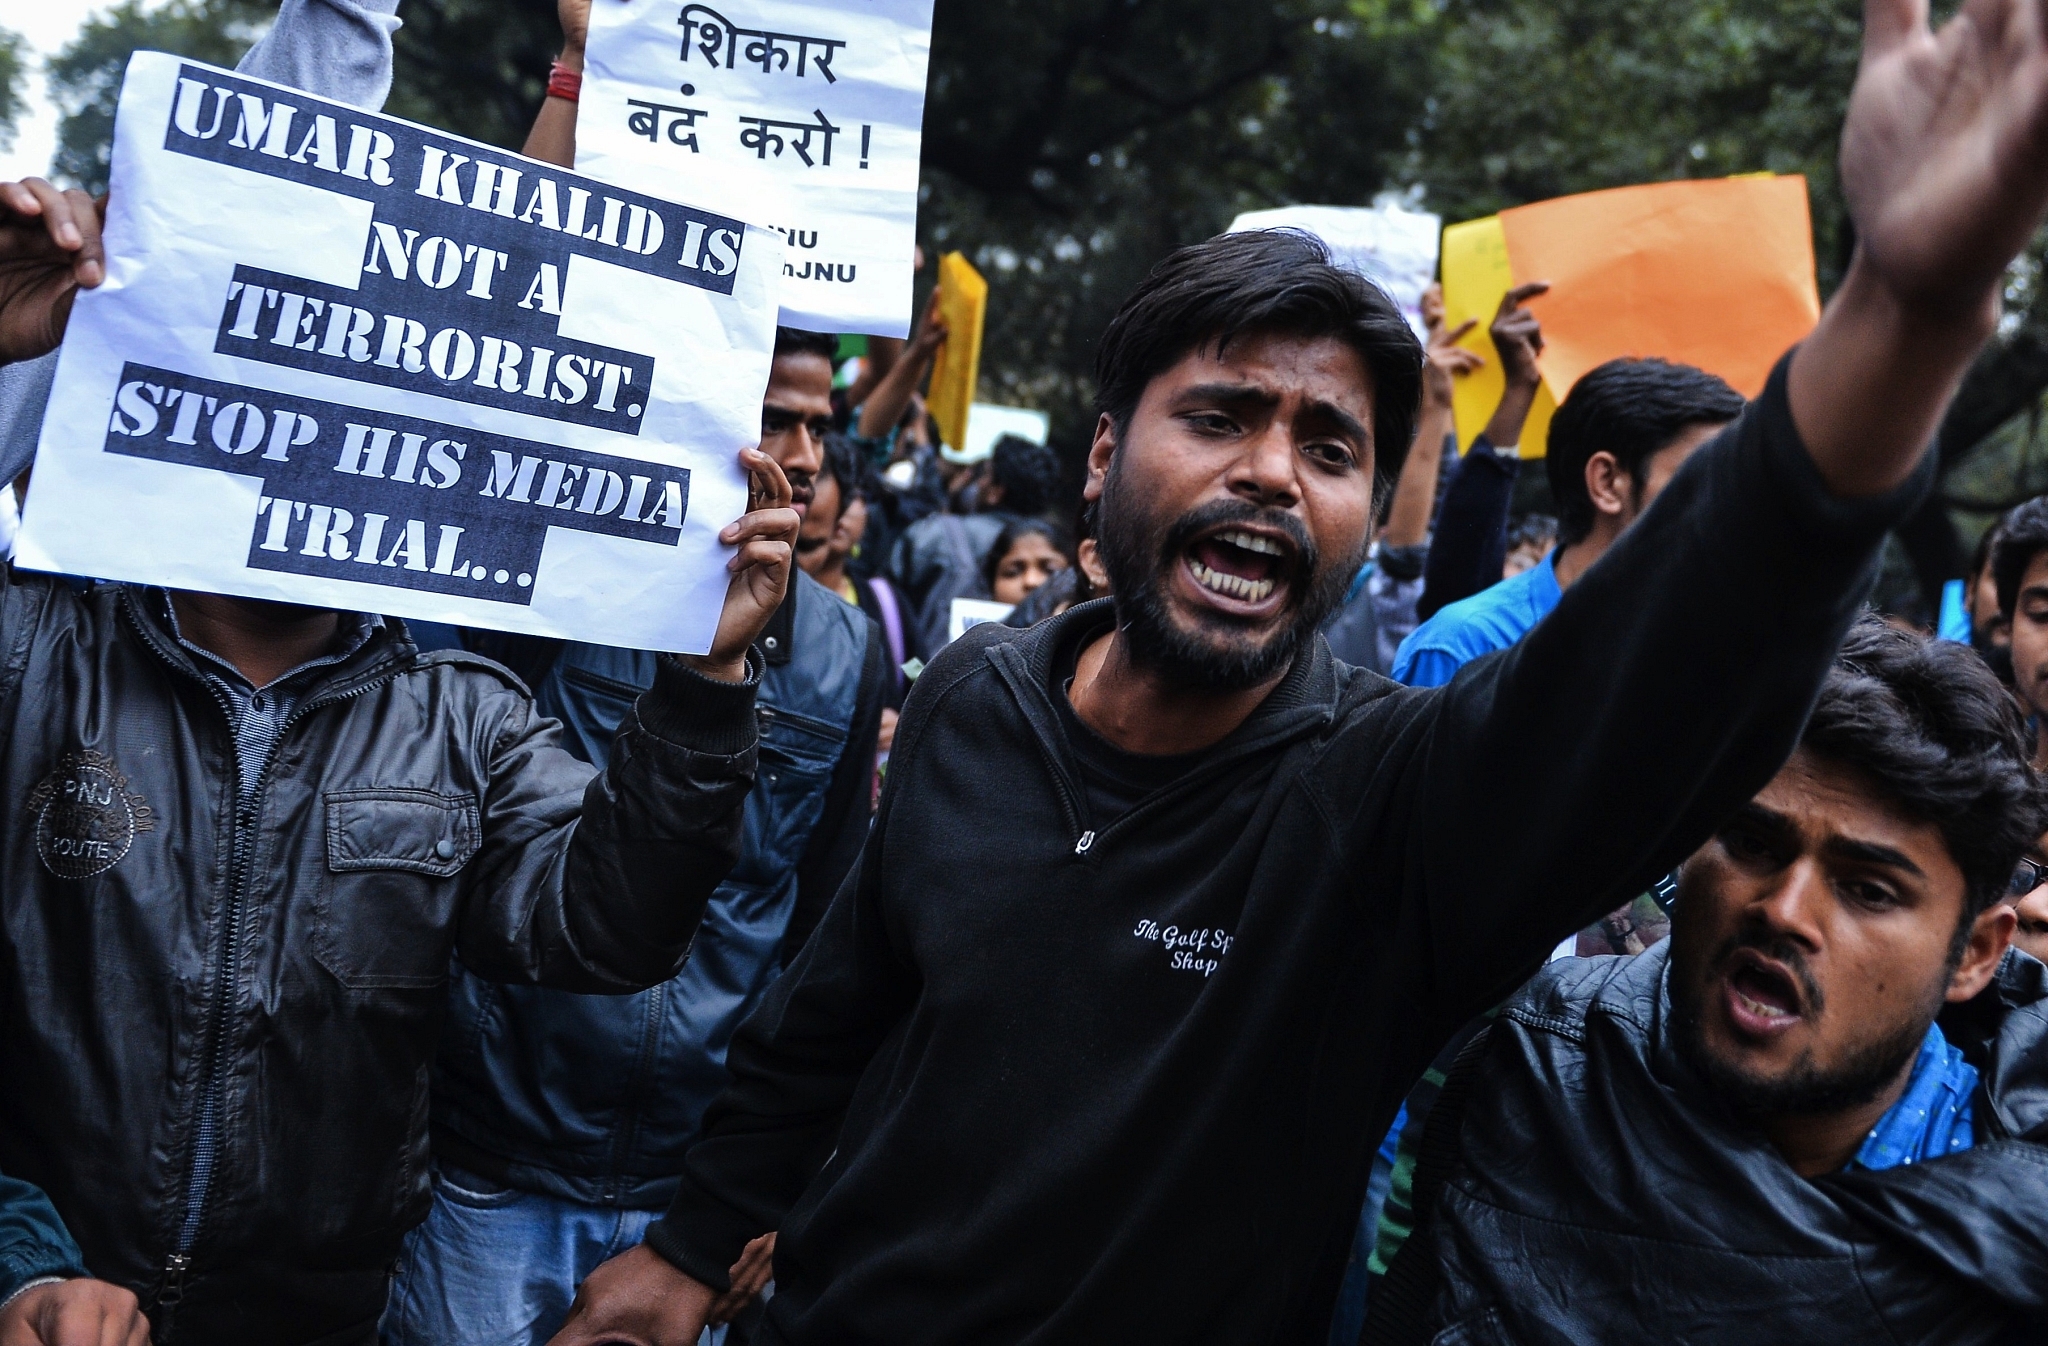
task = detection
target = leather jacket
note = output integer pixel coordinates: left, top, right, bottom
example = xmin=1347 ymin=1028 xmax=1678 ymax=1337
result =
xmin=0 ymin=572 xmax=758 ymax=1344
xmin=1388 ymin=942 xmax=2048 ymax=1345
xmin=432 ymin=573 xmax=877 ymax=1207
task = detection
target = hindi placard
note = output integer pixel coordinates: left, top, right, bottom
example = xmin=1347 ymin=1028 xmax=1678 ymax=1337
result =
xmin=19 ymin=53 xmax=784 ymax=653
xmin=580 ymin=0 xmax=935 ymax=337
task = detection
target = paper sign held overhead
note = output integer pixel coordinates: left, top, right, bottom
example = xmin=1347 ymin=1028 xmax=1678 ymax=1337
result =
xmin=1498 ymin=175 xmax=1820 ymax=404
xmin=1227 ymin=203 xmax=1442 ymax=341
xmin=580 ymin=0 xmax=935 ymax=337
xmin=1439 ymin=215 xmax=1556 ymax=459
xmin=926 ymin=252 xmax=988 ymax=454
xmin=19 ymin=52 xmax=783 ymax=653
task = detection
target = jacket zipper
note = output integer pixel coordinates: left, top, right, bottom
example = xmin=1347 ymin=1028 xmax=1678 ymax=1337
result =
xmin=156 ymin=666 xmax=403 ymax=1315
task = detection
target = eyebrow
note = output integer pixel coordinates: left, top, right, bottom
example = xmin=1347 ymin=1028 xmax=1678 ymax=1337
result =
xmin=1821 ymin=836 xmax=1926 ymax=878
xmin=1171 ymin=383 xmax=1371 ymax=445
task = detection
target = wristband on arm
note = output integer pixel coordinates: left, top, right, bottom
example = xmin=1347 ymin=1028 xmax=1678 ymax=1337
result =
xmin=548 ymin=61 xmax=582 ymax=102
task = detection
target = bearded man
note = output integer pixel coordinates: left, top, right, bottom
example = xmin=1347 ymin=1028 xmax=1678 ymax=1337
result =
xmin=552 ymin=1 xmax=2048 ymax=1331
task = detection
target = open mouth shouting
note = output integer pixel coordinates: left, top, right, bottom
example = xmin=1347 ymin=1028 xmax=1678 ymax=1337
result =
xmin=1720 ymin=949 xmax=1809 ymax=1041
xmin=1180 ymin=525 xmax=1299 ymax=618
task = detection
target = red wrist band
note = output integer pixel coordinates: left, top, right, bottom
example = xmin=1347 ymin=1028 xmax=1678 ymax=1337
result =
xmin=548 ymin=61 xmax=582 ymax=102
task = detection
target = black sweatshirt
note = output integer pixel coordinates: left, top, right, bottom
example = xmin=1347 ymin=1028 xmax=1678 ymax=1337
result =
xmin=646 ymin=360 xmax=1932 ymax=1344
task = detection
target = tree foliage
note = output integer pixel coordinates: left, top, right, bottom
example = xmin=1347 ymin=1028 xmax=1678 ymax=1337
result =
xmin=0 ymin=27 xmax=27 ymax=154
xmin=36 ymin=0 xmax=2048 ymax=609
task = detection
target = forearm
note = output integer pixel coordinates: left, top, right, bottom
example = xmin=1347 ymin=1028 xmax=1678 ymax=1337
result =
xmin=1382 ymin=401 xmax=1453 ymax=548
xmin=523 ymin=46 xmax=581 ymax=167
xmin=1481 ymin=377 xmax=1540 ymax=450
xmin=461 ymin=657 xmax=759 ymax=991
xmin=235 ymin=0 xmax=402 ymax=111
xmin=1417 ymin=359 xmax=1932 ymax=1012
xmin=856 ymin=345 xmax=932 ymax=439
xmin=844 ymin=335 xmax=903 ymax=411
xmin=650 ymin=840 xmax=914 ymax=1287
xmin=1788 ymin=254 xmax=1996 ymax=499
xmin=1416 ymin=439 xmax=1517 ymax=621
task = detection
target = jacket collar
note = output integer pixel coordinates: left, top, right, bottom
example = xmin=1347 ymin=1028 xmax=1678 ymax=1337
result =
xmin=119 ymin=585 xmax=414 ymax=700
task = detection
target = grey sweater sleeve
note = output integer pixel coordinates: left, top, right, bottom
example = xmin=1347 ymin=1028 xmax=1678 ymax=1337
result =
xmin=0 ymin=0 xmax=404 ymax=491
xmin=236 ymin=0 xmax=404 ymax=112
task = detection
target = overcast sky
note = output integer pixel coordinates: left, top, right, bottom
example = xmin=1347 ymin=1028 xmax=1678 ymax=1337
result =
xmin=2 ymin=1 xmax=121 ymax=183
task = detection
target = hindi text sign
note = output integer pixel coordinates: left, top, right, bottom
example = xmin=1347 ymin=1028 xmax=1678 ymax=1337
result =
xmin=581 ymin=0 xmax=935 ymax=337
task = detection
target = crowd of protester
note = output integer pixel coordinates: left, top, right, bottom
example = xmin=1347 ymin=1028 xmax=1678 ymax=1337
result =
xmin=3 ymin=0 xmax=2048 ymax=1343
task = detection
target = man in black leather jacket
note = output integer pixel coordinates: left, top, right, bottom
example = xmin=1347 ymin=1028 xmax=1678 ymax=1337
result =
xmin=1372 ymin=619 xmax=2048 ymax=1346
xmin=0 ymin=176 xmax=800 ymax=1345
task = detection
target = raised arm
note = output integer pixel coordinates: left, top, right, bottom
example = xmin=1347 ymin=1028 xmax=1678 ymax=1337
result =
xmin=525 ymin=0 xmax=589 ymax=168
xmin=1380 ymin=285 xmax=1479 ymax=549
xmin=1406 ymin=0 xmax=2048 ymax=1016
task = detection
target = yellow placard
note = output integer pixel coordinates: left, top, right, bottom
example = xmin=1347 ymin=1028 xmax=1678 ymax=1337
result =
xmin=1438 ymin=215 xmax=1557 ymax=459
xmin=926 ymin=252 xmax=988 ymax=453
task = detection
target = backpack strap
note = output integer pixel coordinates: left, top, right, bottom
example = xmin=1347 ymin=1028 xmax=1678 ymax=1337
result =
xmin=1359 ymin=1022 xmax=1495 ymax=1346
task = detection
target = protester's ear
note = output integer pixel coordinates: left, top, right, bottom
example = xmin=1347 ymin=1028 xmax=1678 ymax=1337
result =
xmin=1084 ymin=414 xmax=1117 ymax=503
xmin=1583 ymin=450 xmax=1631 ymax=520
xmin=1947 ymin=902 xmax=2015 ymax=1003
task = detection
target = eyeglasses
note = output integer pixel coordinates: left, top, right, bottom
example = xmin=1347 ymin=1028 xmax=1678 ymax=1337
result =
xmin=2009 ymin=858 xmax=2048 ymax=899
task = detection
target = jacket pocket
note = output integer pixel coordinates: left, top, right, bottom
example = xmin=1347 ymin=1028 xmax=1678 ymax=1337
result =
xmin=314 ymin=789 xmax=480 ymax=989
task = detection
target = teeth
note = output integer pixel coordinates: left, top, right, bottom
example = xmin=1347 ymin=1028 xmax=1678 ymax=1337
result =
xmin=1191 ymin=560 xmax=1275 ymax=603
xmin=1219 ymin=530 xmax=1283 ymax=556
xmin=1735 ymin=990 xmax=1792 ymax=1020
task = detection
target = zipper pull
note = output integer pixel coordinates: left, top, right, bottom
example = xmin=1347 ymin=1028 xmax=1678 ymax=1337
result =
xmin=1074 ymin=831 xmax=1096 ymax=856
xmin=158 ymin=1252 xmax=190 ymax=1310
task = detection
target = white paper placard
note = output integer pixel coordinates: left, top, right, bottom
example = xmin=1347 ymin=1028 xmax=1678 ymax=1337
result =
xmin=1227 ymin=204 xmax=1442 ymax=340
xmin=19 ymin=52 xmax=784 ymax=654
xmin=580 ymin=0 xmax=934 ymax=338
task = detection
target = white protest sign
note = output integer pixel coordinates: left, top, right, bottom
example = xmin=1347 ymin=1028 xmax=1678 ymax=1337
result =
xmin=1227 ymin=203 xmax=1442 ymax=340
xmin=19 ymin=53 xmax=783 ymax=654
xmin=580 ymin=0 xmax=934 ymax=338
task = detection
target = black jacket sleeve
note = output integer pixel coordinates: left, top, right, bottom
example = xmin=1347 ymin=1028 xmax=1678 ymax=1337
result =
xmin=1403 ymin=357 xmax=1933 ymax=1021
xmin=1416 ymin=437 xmax=1519 ymax=622
xmin=455 ymin=652 xmax=760 ymax=993
xmin=782 ymin=624 xmax=885 ymax=964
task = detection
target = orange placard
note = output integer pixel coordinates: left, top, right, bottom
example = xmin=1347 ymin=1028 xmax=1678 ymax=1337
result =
xmin=1497 ymin=176 xmax=1820 ymax=404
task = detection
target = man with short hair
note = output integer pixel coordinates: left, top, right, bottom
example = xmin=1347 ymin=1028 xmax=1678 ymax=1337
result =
xmin=553 ymin=8 xmax=2048 ymax=1339
xmin=383 ymin=321 xmax=881 ymax=1346
xmin=1394 ymin=357 xmax=1744 ymax=686
xmin=1993 ymin=495 xmax=2048 ymax=768
xmin=1369 ymin=618 xmax=2048 ymax=1344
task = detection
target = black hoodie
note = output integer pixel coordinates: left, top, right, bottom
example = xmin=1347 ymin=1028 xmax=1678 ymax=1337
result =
xmin=647 ymin=360 xmax=1934 ymax=1344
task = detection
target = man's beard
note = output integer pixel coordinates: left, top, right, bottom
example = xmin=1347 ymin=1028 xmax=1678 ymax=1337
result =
xmin=1669 ymin=931 xmax=1940 ymax=1119
xmin=1095 ymin=453 xmax=1361 ymax=692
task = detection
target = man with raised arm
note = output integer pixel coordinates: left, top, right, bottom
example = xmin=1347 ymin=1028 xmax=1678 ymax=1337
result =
xmin=556 ymin=1 xmax=2048 ymax=1341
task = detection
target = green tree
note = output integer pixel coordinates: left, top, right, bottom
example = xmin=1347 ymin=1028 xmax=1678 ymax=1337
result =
xmin=46 ymin=0 xmax=271 ymax=193
xmin=0 ymin=26 xmax=27 ymax=155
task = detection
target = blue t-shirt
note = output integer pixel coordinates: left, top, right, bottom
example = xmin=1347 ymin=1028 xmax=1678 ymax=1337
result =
xmin=1853 ymin=1022 xmax=1977 ymax=1171
xmin=1392 ymin=553 xmax=1563 ymax=687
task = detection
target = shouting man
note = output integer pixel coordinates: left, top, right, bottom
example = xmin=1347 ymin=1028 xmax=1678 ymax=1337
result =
xmin=557 ymin=0 xmax=2048 ymax=1340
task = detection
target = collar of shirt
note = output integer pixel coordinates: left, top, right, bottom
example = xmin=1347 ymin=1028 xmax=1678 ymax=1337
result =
xmin=1853 ymin=1021 xmax=1978 ymax=1171
xmin=150 ymin=589 xmax=382 ymax=699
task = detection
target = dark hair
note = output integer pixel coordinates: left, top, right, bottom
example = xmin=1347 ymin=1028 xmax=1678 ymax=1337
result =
xmin=1545 ymin=359 xmax=1743 ymax=547
xmin=990 ymin=434 xmax=1061 ymax=518
xmin=983 ymin=517 xmax=1072 ymax=593
xmin=1804 ymin=616 xmax=2048 ymax=922
xmin=1993 ymin=496 xmax=2048 ymax=619
xmin=1507 ymin=513 xmax=1557 ymax=553
xmin=774 ymin=327 xmax=839 ymax=362
xmin=819 ymin=433 xmax=863 ymax=511
xmin=1092 ymin=230 xmax=1423 ymax=494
